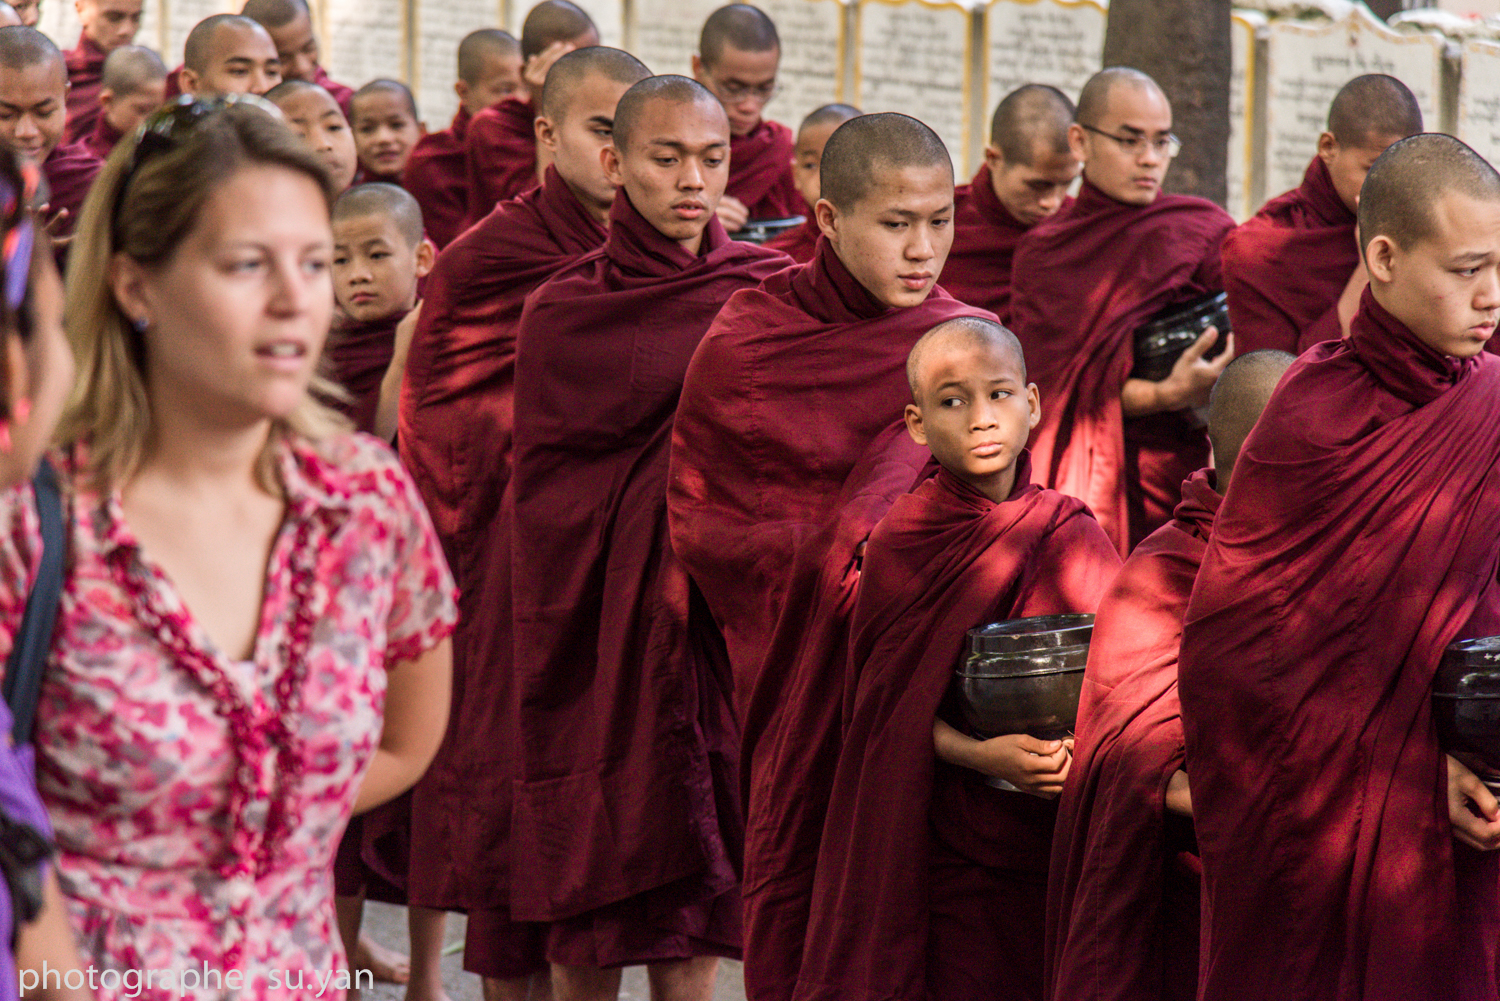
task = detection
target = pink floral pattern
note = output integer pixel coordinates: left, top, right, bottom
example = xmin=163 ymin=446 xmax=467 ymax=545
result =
xmin=0 ymin=433 xmax=457 ymax=1000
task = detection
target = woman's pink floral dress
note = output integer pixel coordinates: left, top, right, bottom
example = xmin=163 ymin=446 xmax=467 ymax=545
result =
xmin=0 ymin=433 xmax=457 ymax=1000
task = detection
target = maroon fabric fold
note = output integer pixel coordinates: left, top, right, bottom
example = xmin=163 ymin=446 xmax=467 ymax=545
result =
xmin=793 ymin=459 xmax=1120 ymax=1001
xmin=762 ymin=214 xmax=819 ymax=263
xmin=669 ymin=237 xmax=994 ymax=704
xmin=42 ymin=140 xmax=102 ymax=242
xmin=83 ymin=112 xmax=123 ymax=161
xmin=729 ymin=119 xmax=798 ymax=221
xmin=1179 ymin=286 xmax=1500 ymax=1001
xmin=403 ymin=108 xmax=472 ymax=249
xmin=944 ymin=163 xmax=1054 ymax=325
xmin=1046 ymin=467 xmax=1218 ymax=1001
xmin=464 ymin=97 xmax=538 ymax=228
xmin=1010 ymin=179 xmax=1234 ymax=553
xmin=64 ymin=33 xmax=106 ymax=145
xmin=508 ymin=194 xmax=786 ymax=948
xmin=326 ymin=312 xmax=399 ymax=435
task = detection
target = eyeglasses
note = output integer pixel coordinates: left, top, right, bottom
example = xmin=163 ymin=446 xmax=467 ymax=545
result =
xmin=1081 ymin=124 xmax=1182 ymax=160
xmin=708 ymin=76 xmax=779 ymax=105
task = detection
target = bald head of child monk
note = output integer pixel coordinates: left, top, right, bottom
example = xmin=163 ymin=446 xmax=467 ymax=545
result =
xmin=1358 ymin=133 xmax=1500 ymax=359
xmin=0 ymin=27 xmax=67 ymax=164
xmin=1070 ymin=67 xmax=1174 ymax=207
xmin=537 ymin=46 xmax=649 ymax=223
xmin=792 ymin=102 xmax=859 ymax=211
xmin=269 ymin=78 xmax=356 ymax=190
xmin=180 ymin=14 xmax=281 ymax=97
xmin=76 ymin=0 xmax=142 ymax=55
xmin=351 ymin=79 xmax=421 ymax=180
xmin=605 ymin=75 xmax=729 ymax=255
xmin=456 ymin=28 xmax=522 ymax=117
xmin=1319 ymin=73 xmax=1422 ymax=215
xmin=905 ymin=316 xmax=1040 ymax=503
xmin=519 ymin=0 xmax=599 ymax=98
xmin=1207 ymin=349 xmax=1293 ymax=490
xmin=692 ymin=4 xmax=779 ymax=139
xmin=241 ymin=0 xmax=327 ymax=84
xmin=987 ymin=83 xmax=1080 ymax=227
xmin=100 ymin=44 xmax=165 ymax=139
xmin=332 ymin=182 xmax=433 ymax=323
xmin=817 ymin=111 xmax=955 ymax=308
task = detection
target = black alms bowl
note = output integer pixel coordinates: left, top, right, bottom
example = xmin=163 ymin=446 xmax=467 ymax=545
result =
xmin=1434 ymin=636 xmax=1500 ymax=770
xmin=1131 ymin=291 xmax=1231 ymax=382
xmin=954 ymin=614 xmax=1094 ymax=741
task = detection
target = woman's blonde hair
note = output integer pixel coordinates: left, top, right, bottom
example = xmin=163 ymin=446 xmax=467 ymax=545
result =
xmin=60 ymin=102 xmax=350 ymax=494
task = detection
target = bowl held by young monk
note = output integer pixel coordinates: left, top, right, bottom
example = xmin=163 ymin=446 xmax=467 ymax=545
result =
xmin=953 ymin=614 xmax=1093 ymax=743
xmin=1434 ymin=636 xmax=1500 ymax=792
xmin=731 ymin=215 xmax=805 ymax=244
xmin=1131 ymin=290 xmax=1231 ymax=383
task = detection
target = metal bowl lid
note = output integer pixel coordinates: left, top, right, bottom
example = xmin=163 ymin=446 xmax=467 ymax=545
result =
xmin=1443 ymin=636 xmax=1500 ymax=668
xmin=966 ymin=613 xmax=1094 ymax=655
xmin=1136 ymin=291 xmax=1229 ymax=338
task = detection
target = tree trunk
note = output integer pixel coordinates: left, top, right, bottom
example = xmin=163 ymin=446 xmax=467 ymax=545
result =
xmin=1102 ymin=0 xmax=1231 ymax=207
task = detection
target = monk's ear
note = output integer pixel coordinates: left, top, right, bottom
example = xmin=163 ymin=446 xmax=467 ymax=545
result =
xmin=814 ymin=197 xmax=838 ymax=241
xmin=178 ymin=68 xmax=199 ymax=97
xmin=1365 ymin=234 xmax=1399 ymax=285
xmin=983 ymin=144 xmax=1003 ymax=173
xmin=1027 ymin=383 xmax=1041 ymax=431
xmin=690 ymin=53 xmax=707 ymax=86
xmin=1317 ymin=131 xmax=1339 ymax=166
xmin=415 ymin=237 xmax=436 ymax=279
xmin=904 ymin=403 xmax=926 ymax=445
xmin=601 ymin=144 xmax=625 ymax=188
xmin=535 ymin=114 xmax=558 ymax=153
xmin=1067 ymin=123 xmax=1087 ymax=165
xmin=453 ymin=79 xmax=468 ymax=105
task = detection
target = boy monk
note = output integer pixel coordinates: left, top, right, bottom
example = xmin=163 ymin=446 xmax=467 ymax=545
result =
xmin=268 ymin=78 xmax=357 ymax=191
xmin=796 ymin=317 xmax=1120 ymax=1001
xmin=946 ymin=84 xmax=1080 ymax=325
xmin=399 ymin=45 xmax=648 ymax=1001
xmin=177 ymin=14 xmax=281 ymax=98
xmin=509 ymin=75 xmax=785 ymax=1001
xmin=83 ymin=44 xmax=164 ymax=160
xmin=1179 ymin=133 xmax=1500 ymax=1001
xmin=1046 ymin=349 xmax=1293 ymax=1001
xmin=692 ymin=3 xmax=798 ymax=232
xmin=763 ymin=102 xmax=859 ymax=262
xmin=1010 ymin=67 xmax=1236 ymax=553
xmin=463 ymin=0 xmax=597 ymax=225
xmin=404 ymin=28 xmax=520 ymax=249
xmin=63 ymin=0 xmax=140 ymax=144
xmin=242 ymin=0 xmax=352 ymax=114
xmin=351 ymin=79 xmax=422 ymax=185
xmin=1222 ymin=74 xmax=1420 ymax=354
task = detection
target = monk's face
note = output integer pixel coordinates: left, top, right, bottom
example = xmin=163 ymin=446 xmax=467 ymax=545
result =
xmin=539 ymin=71 xmax=632 ymax=221
xmin=817 ymin=163 xmax=955 ymax=309
xmin=265 ymin=10 xmax=320 ymax=83
xmin=7 ymin=0 xmax=37 ymax=27
xmin=456 ymin=52 xmax=523 ymax=117
xmin=0 ymin=58 xmax=66 ymax=163
xmin=276 ymin=86 xmax=357 ymax=192
xmin=1069 ymin=82 xmax=1174 ymax=206
xmin=905 ymin=333 xmax=1039 ymax=502
xmin=101 ymin=78 xmax=165 ymax=135
xmin=692 ymin=43 xmax=778 ymax=138
xmin=985 ymin=140 xmax=1080 ymax=227
xmin=1366 ymin=192 xmax=1500 ymax=358
xmin=332 ymin=212 xmax=433 ymax=323
xmin=185 ymin=24 xmax=281 ymax=97
xmin=352 ymin=89 xmax=422 ymax=179
xmin=77 ymin=0 xmax=141 ymax=52
xmin=1320 ymin=130 xmax=1403 ymax=215
xmin=603 ymin=96 xmax=729 ymax=255
xmin=792 ymin=119 xmax=840 ymax=211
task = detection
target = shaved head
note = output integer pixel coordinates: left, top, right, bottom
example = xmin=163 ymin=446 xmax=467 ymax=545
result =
xmin=240 ymin=0 xmax=306 ymax=29
xmin=611 ymin=74 xmax=722 ymax=153
xmin=699 ymin=4 xmax=779 ymax=66
xmin=801 ymin=102 xmax=859 ymax=134
xmin=991 ymin=84 xmax=1073 ymax=166
xmin=102 ymin=44 xmax=166 ymax=94
xmin=333 ymin=182 xmax=424 ymax=246
xmin=184 ymin=14 xmax=261 ymax=73
xmin=1075 ymin=66 xmax=1165 ymax=129
xmin=820 ymin=112 xmax=952 ymax=212
xmin=264 ymin=76 xmax=322 ymax=104
xmin=908 ymin=316 xmax=1025 ymax=398
xmin=539 ymin=45 xmax=649 ymax=123
xmin=353 ymin=78 xmax=417 ymax=120
xmin=458 ymin=28 xmax=518 ymax=84
xmin=1208 ymin=350 xmax=1294 ymax=488
xmin=520 ymin=0 xmax=597 ymax=61
xmin=1328 ymin=74 xmax=1422 ymax=147
xmin=0 ymin=24 xmax=60 ymax=72
xmin=1358 ymin=133 xmax=1500 ymax=257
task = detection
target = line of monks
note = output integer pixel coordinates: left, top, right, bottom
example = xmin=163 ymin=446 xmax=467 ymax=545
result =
xmin=7 ymin=0 xmax=1500 ymax=999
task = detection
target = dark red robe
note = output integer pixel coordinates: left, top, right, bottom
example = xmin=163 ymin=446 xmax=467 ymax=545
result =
xmin=403 ymin=107 xmax=472 ymax=250
xmin=83 ymin=112 xmax=123 ymax=161
xmin=1221 ymin=156 xmax=1354 ymax=356
xmin=1179 ymin=287 xmax=1500 ymax=1001
xmin=325 ymin=311 xmax=400 ymax=435
xmin=793 ymin=457 xmax=1120 ymax=1001
xmin=464 ymin=97 xmax=538 ymax=228
xmin=1010 ymin=178 xmax=1234 ymax=553
xmin=762 ymin=213 xmax=819 ymax=263
xmin=943 ymin=163 xmax=1054 ymax=325
xmin=508 ymin=193 xmax=786 ymax=964
xmin=41 ymin=140 xmax=102 ymax=242
xmin=64 ymin=33 xmax=106 ymax=146
xmin=668 ymin=237 xmax=993 ymax=704
xmin=1046 ymin=467 xmax=1218 ymax=1001
xmin=728 ymin=119 xmax=799 ymax=222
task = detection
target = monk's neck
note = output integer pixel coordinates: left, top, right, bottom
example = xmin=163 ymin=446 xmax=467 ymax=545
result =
xmin=560 ymin=175 xmax=612 ymax=226
xmin=949 ymin=463 xmax=1017 ymax=505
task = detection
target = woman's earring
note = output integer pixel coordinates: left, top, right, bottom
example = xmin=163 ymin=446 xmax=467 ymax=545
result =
xmin=133 ymin=316 xmax=149 ymax=333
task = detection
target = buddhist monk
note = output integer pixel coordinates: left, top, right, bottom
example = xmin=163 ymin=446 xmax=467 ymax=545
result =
xmin=177 ymin=14 xmax=281 ymax=98
xmin=793 ymin=318 xmax=1119 ymax=1001
xmin=763 ymin=102 xmax=859 ymax=262
xmin=242 ymin=0 xmax=352 ymax=114
xmin=691 ymin=4 xmax=798 ymax=232
xmin=1179 ymin=133 xmax=1500 ymax=1001
xmin=463 ymin=0 xmax=598 ymax=225
xmin=399 ymin=45 xmax=648 ymax=1001
xmin=1222 ymin=74 xmax=1421 ymax=354
xmin=509 ymin=74 xmax=785 ymax=1001
xmin=1046 ymin=349 xmax=1293 ymax=1001
xmin=403 ymin=28 xmax=520 ymax=249
xmin=83 ymin=44 xmax=164 ymax=160
xmin=1010 ymin=67 xmax=1236 ymax=553
xmin=268 ymin=78 xmax=357 ymax=192
xmin=5 ymin=0 xmax=32 ymax=25
xmin=62 ymin=0 xmax=140 ymax=144
xmin=350 ymin=79 xmax=422 ymax=185
xmin=946 ymin=84 xmax=1080 ymax=325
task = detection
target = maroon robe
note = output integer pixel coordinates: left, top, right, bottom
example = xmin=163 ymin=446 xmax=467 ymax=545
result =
xmin=793 ymin=458 xmax=1120 ymax=1001
xmin=464 ymin=97 xmax=538 ymax=227
xmin=508 ymin=194 xmax=786 ymax=963
xmin=1046 ymin=467 xmax=1218 ymax=1001
xmin=325 ymin=311 xmax=400 ymax=435
xmin=1010 ymin=179 xmax=1234 ymax=553
xmin=762 ymin=213 xmax=818 ymax=263
xmin=41 ymin=140 xmax=102 ymax=242
xmin=64 ymin=33 xmax=107 ymax=146
xmin=729 ymin=119 xmax=799 ymax=221
xmin=403 ymin=107 xmax=472 ymax=249
xmin=1221 ymin=156 xmax=1354 ymax=356
xmin=943 ymin=163 xmax=1052 ymax=325
xmin=668 ymin=237 xmax=992 ymax=703
xmin=83 ymin=112 xmax=123 ymax=161
xmin=1179 ymin=287 xmax=1500 ymax=1001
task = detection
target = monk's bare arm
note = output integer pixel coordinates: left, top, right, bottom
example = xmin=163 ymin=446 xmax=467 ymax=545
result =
xmin=1165 ymin=769 xmax=1191 ymax=817
xmin=352 ymin=638 xmax=452 ymax=815
xmin=933 ymin=718 xmax=1072 ymax=798
xmin=375 ymin=302 xmax=422 ymax=443
xmin=1121 ymin=327 xmax=1236 ymax=417
xmin=1447 ymin=754 xmax=1500 ymax=852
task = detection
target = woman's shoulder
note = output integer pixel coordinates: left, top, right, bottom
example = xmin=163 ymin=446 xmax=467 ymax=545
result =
xmin=285 ymin=431 xmax=417 ymax=506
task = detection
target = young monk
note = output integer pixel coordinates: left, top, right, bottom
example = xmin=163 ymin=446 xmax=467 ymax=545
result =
xmin=242 ymin=0 xmax=353 ymax=114
xmin=177 ymin=14 xmax=282 ymax=98
xmin=946 ymin=84 xmax=1080 ymax=325
xmin=762 ymin=102 xmax=859 ymax=262
xmin=1046 ymin=349 xmax=1293 ymax=1001
xmin=794 ymin=318 xmax=1120 ymax=1001
xmin=4 ymin=0 xmax=31 ymax=25
xmin=1010 ymin=67 xmax=1236 ymax=553
xmin=403 ymin=28 xmax=520 ymax=249
xmin=62 ymin=0 xmax=140 ymax=144
xmin=83 ymin=44 xmax=165 ymax=160
xmin=1179 ymin=133 xmax=1500 ymax=1001
xmin=401 ymin=46 xmax=650 ymax=1001
xmin=268 ymin=78 xmax=357 ymax=192
xmin=351 ymin=79 xmax=422 ymax=185
xmin=691 ymin=3 xmax=798 ymax=232
xmin=463 ymin=0 xmax=597 ymax=226
xmin=509 ymin=75 xmax=785 ymax=1001
xmin=1221 ymin=74 xmax=1420 ymax=354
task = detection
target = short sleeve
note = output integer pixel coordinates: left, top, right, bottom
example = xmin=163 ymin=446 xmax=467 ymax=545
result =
xmin=377 ymin=454 xmax=459 ymax=666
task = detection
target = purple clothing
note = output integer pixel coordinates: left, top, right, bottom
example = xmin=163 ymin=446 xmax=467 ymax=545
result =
xmin=0 ymin=696 xmax=55 ymax=1001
